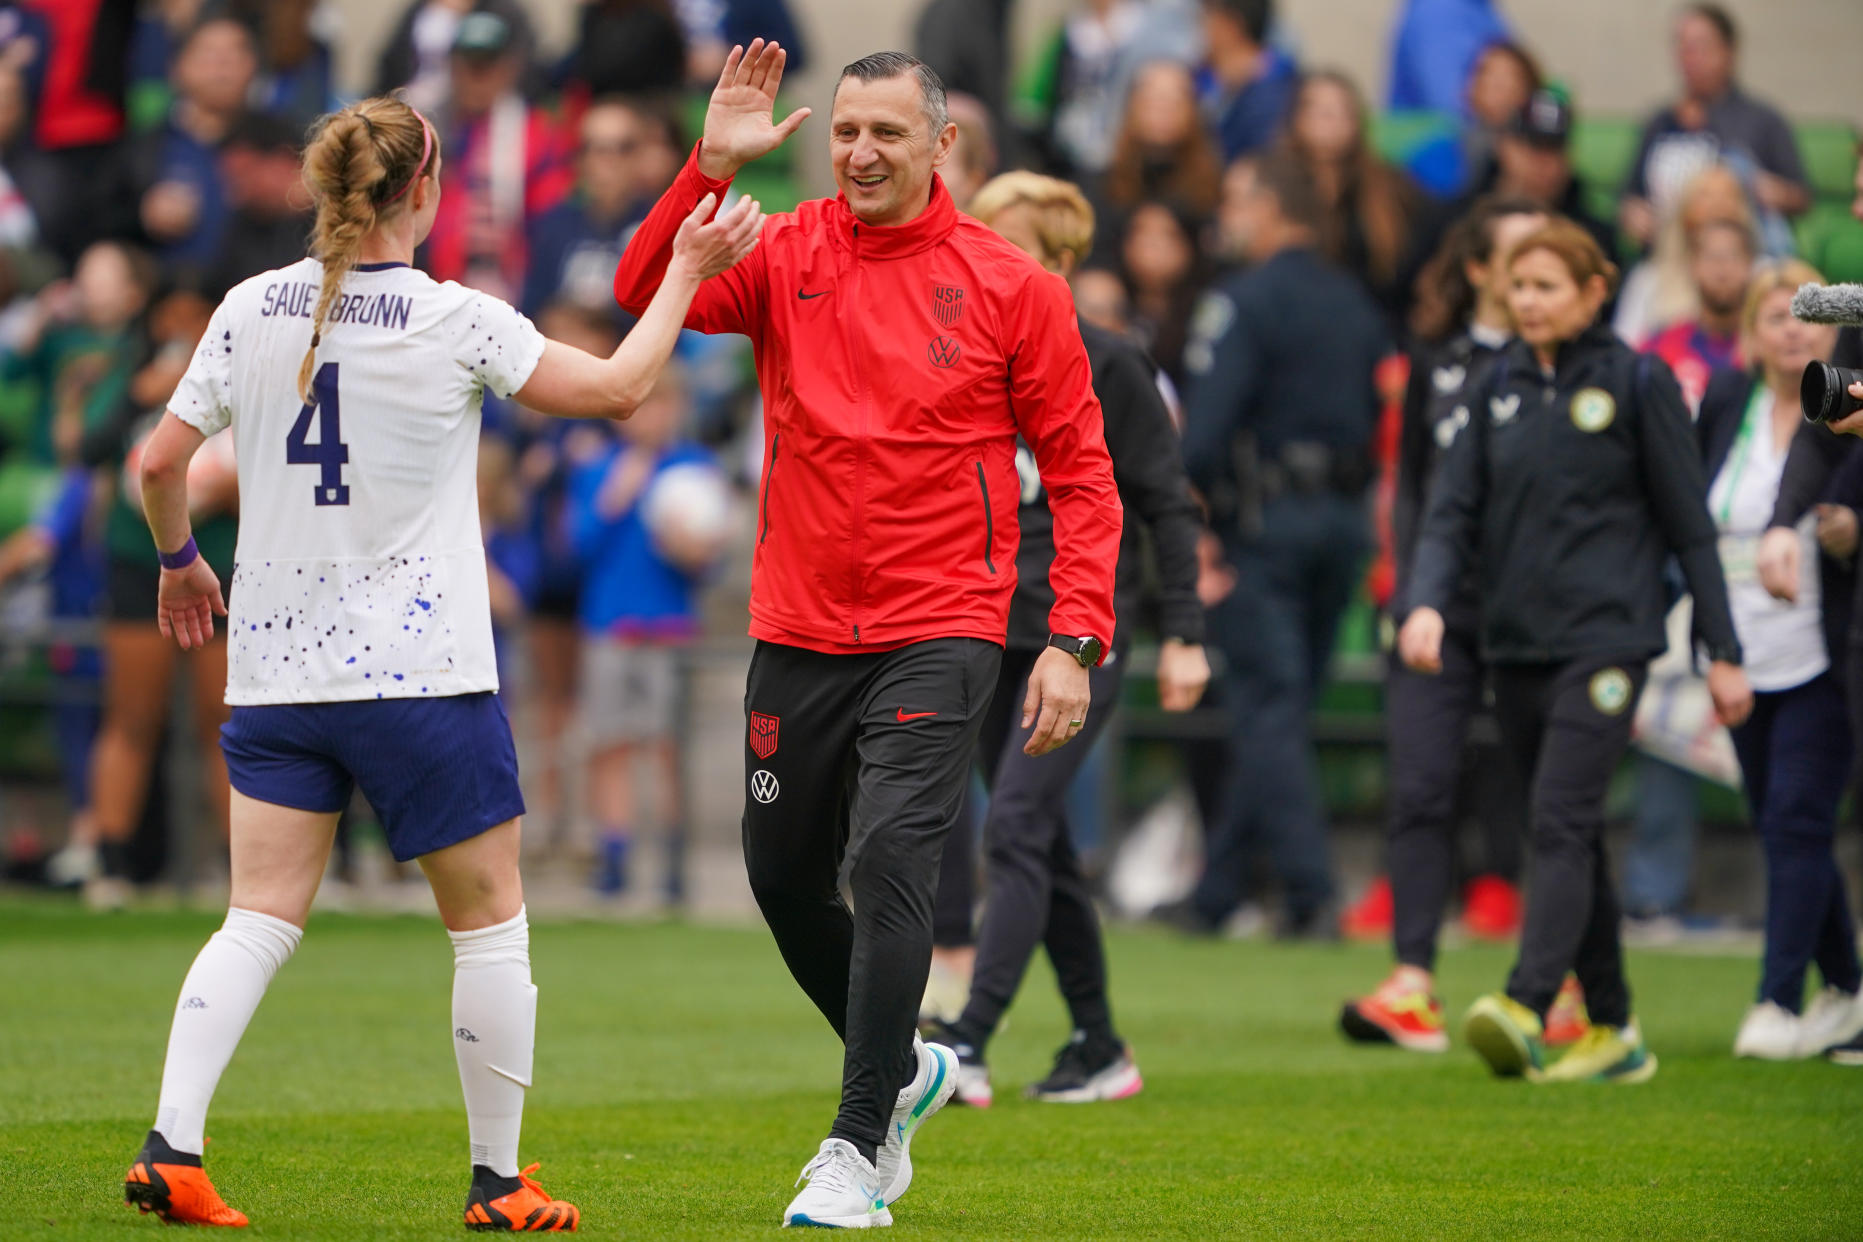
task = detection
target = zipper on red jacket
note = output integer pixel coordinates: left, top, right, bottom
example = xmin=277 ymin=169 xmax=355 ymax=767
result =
xmin=845 ymin=223 xmax=870 ymax=643
xmin=974 ymin=461 xmax=997 ymax=573
xmin=759 ymin=433 xmax=779 ymax=544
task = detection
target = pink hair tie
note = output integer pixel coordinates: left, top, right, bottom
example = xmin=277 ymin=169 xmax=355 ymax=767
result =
xmin=383 ymin=110 xmax=434 ymax=205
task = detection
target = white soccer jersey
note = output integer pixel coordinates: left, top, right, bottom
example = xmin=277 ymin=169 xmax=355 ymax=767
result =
xmin=170 ymin=258 xmax=545 ymax=705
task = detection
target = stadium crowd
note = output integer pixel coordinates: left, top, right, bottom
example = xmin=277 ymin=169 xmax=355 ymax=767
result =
xmin=1 ymin=0 xmax=1862 ymax=1074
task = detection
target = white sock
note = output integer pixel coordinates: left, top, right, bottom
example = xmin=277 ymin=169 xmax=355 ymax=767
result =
xmin=154 ymin=907 xmax=303 ymax=1155
xmin=449 ymin=906 xmax=535 ymax=1179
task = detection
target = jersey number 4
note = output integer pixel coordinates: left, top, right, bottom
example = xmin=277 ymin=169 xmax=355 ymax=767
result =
xmin=287 ymin=362 xmax=350 ymax=506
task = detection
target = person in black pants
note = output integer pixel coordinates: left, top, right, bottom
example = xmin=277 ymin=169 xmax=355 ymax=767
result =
xmin=1402 ymin=218 xmax=1751 ymax=1084
xmin=1698 ymin=260 xmax=1863 ymax=1061
xmin=1171 ymin=151 xmax=1390 ymax=939
xmin=922 ymin=172 xmax=1210 ymax=1106
xmin=1340 ymin=196 xmax=1547 ymax=1053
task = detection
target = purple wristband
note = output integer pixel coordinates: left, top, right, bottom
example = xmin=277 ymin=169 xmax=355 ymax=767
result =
xmin=158 ymin=536 xmax=199 ymax=571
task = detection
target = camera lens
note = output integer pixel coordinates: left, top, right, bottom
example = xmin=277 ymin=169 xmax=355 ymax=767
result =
xmin=1802 ymin=361 xmax=1863 ymax=424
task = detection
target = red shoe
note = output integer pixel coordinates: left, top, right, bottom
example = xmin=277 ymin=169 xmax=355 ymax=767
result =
xmin=1339 ymin=969 xmax=1449 ymax=1052
xmin=1544 ymin=976 xmax=1591 ymax=1047
xmin=464 ymin=1163 xmax=580 ymax=1232
xmin=124 ymin=1131 xmax=247 ymax=1227
xmin=1461 ymin=874 xmax=1522 ymax=941
xmin=1341 ymin=876 xmax=1393 ymax=941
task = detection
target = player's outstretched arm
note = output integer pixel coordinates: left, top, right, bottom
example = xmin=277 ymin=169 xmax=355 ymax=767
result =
xmin=517 ymin=193 xmax=762 ymax=421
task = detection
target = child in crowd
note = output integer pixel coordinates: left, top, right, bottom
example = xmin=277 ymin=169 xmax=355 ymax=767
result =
xmin=568 ymin=359 xmax=730 ymax=894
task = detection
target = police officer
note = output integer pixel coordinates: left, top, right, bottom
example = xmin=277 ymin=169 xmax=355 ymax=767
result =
xmin=1175 ymin=151 xmax=1389 ymax=938
xmin=1340 ymin=196 xmax=1548 ymax=1052
xmin=1401 ymin=218 xmax=1752 ymax=1085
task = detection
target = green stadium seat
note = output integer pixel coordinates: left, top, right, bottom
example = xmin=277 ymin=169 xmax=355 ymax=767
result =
xmin=1796 ymin=120 xmax=1859 ymax=203
xmin=731 ymin=166 xmax=803 ymax=214
xmin=1568 ymin=116 xmax=1642 ymax=199
xmin=1370 ymin=110 xmax=1455 ymax=164
xmin=0 ymin=458 xmax=58 ymax=541
xmin=1794 ymin=202 xmax=1857 ymax=266
xmin=1811 ymin=216 xmax=1863 ymax=285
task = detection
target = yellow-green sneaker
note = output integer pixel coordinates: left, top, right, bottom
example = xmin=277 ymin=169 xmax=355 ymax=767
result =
xmin=1534 ymin=1020 xmax=1658 ymax=1084
xmin=1462 ymin=993 xmax=1545 ymax=1077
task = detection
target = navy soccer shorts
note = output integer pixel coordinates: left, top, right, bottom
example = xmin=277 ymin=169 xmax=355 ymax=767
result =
xmin=220 ymin=692 xmax=525 ymax=861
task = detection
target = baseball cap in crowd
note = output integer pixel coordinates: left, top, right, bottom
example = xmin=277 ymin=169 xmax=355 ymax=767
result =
xmin=1509 ymin=89 xmax=1572 ymax=148
xmin=453 ymin=11 xmax=513 ymax=58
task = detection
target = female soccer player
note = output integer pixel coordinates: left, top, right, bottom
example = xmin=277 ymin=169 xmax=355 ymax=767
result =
xmin=1401 ymin=219 xmax=1750 ymax=1084
xmin=119 ymin=95 xmax=761 ymax=1230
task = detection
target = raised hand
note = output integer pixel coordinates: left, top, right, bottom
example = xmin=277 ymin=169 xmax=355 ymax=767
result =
xmin=671 ymin=193 xmax=765 ymax=280
xmin=697 ymin=39 xmax=811 ymax=180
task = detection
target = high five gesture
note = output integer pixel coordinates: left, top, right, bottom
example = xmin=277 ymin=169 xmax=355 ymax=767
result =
xmin=697 ymin=40 xmax=812 ymax=181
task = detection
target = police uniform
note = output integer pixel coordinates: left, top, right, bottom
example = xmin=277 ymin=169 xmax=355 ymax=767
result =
xmin=1411 ymin=323 xmax=1742 ymax=1025
xmin=1384 ymin=325 xmax=1522 ymax=973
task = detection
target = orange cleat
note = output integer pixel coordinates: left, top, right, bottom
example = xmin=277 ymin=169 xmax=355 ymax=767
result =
xmin=1341 ymin=875 xmax=1394 ymax=941
xmin=1340 ymin=969 xmax=1450 ymax=1052
xmin=464 ymin=1163 xmax=580 ymax=1232
xmin=1461 ymin=874 xmax=1523 ymax=941
xmin=124 ymin=1131 xmax=248 ymax=1227
xmin=1544 ymin=975 xmax=1591 ymax=1047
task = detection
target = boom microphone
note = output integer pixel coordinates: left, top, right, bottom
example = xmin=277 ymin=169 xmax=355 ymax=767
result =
xmin=1792 ymin=282 xmax=1863 ymax=326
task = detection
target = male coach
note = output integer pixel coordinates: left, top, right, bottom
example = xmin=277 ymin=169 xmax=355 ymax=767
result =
xmin=613 ymin=41 xmax=1122 ymax=1228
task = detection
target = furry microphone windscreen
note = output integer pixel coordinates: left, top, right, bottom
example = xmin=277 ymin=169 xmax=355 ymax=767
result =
xmin=1792 ymin=283 xmax=1863 ymax=325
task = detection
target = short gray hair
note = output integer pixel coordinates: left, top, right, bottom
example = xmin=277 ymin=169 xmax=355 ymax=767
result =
xmin=836 ymin=51 xmax=950 ymax=135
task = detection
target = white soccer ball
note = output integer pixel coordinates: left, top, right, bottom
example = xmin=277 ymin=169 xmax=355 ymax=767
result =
xmin=642 ymin=461 xmax=736 ymax=556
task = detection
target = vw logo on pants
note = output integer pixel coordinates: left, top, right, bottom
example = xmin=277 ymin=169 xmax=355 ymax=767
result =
xmin=750 ymin=769 xmax=780 ymax=804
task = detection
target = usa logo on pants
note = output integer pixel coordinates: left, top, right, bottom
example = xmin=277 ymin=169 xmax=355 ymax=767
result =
xmin=749 ymin=711 xmax=780 ymax=759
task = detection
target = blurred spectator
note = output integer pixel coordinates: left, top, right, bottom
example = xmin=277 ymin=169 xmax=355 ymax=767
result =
xmin=1118 ymin=199 xmax=1206 ymax=388
xmin=3 ymin=241 xmax=154 ymax=467
xmin=425 ymin=11 xmax=573 ymax=303
xmin=78 ymin=283 xmax=236 ymax=905
xmin=137 ymin=16 xmax=257 ymax=277
xmin=523 ymin=97 xmax=668 ymax=319
xmin=916 ymin=0 xmax=1012 ymax=166
xmin=205 ymin=113 xmax=314 ymax=301
xmin=1033 ymin=0 xmax=1200 ymax=179
xmin=561 ymin=0 xmax=687 ymax=100
xmin=680 ymin=0 xmax=810 ymax=85
xmin=1072 ymin=265 xmax=1130 ymax=332
xmin=1615 ymin=162 xmax=1754 ymax=348
xmin=1619 ymin=3 xmax=1807 ymax=252
xmin=1642 ymin=217 xmax=1755 ymax=412
xmin=234 ymin=0 xmax=335 ymax=127
xmin=1170 ymin=153 xmax=1387 ymax=938
xmin=478 ymin=433 xmax=540 ymax=691
xmin=0 ymin=64 xmax=40 ymax=249
xmin=1282 ymin=70 xmax=1425 ymax=321
xmin=1386 ymin=0 xmax=1510 ymax=114
xmin=513 ymin=304 xmax=619 ymax=847
xmin=941 ymin=92 xmax=999 ymax=210
xmin=569 ymin=361 xmax=727 ymax=894
xmin=1418 ymin=89 xmax=1615 ymax=291
xmin=1104 ymin=61 xmax=1221 ymax=220
xmin=1196 ymin=0 xmax=1296 ymax=163
xmin=374 ymin=0 xmax=536 ymax=115
xmin=1404 ymin=40 xmax=1541 ymax=198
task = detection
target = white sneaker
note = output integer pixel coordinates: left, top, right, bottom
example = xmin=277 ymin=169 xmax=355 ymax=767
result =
xmin=1733 ymin=1002 xmax=1803 ymax=1060
xmin=782 ymin=1138 xmax=890 ymax=1229
xmin=953 ymin=1056 xmax=993 ymax=1108
xmin=874 ymin=1038 xmax=957 ymax=1207
xmin=1796 ymin=987 xmax=1863 ymax=1057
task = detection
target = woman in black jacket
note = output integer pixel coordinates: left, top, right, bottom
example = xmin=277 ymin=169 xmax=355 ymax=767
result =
xmin=924 ymin=172 xmax=1210 ymax=1106
xmin=1703 ymin=261 xmax=1863 ymax=1061
xmin=1401 ymin=219 xmax=1752 ymax=1085
xmin=1340 ymin=196 xmax=1547 ymax=1053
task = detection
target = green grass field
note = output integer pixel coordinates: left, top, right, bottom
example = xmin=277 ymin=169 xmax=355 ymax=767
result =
xmin=2 ymin=899 xmax=1858 ymax=1240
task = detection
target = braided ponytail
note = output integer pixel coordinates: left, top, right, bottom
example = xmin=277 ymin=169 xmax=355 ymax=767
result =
xmin=297 ymin=98 xmax=436 ymax=401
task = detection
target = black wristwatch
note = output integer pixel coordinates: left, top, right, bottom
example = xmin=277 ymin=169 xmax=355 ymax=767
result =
xmin=1047 ymin=633 xmax=1103 ymax=668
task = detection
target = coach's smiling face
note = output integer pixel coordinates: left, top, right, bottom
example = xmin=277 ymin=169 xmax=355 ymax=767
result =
xmin=830 ymin=73 xmax=956 ymax=229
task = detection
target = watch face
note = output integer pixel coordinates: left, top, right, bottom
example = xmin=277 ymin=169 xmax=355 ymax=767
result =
xmin=1080 ymin=637 xmax=1103 ymax=666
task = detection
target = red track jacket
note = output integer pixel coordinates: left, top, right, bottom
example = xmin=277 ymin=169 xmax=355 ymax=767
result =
xmin=614 ymin=146 xmax=1122 ymax=657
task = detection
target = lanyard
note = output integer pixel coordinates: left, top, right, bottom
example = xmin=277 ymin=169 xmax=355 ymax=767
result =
xmin=1714 ymin=384 xmax=1773 ymax=528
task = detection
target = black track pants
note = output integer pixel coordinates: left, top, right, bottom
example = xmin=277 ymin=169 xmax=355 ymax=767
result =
xmin=740 ymin=638 xmax=999 ymax=1158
